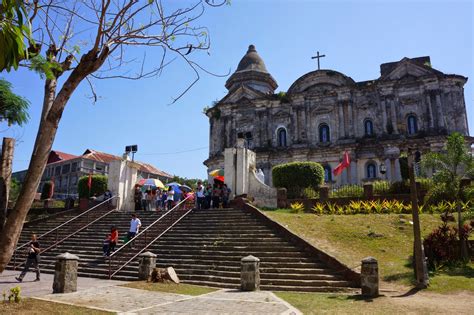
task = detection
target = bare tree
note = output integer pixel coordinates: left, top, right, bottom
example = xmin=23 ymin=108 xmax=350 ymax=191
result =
xmin=0 ymin=0 xmax=227 ymax=272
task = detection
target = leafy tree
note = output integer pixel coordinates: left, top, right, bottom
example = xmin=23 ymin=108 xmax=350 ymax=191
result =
xmin=0 ymin=78 xmax=29 ymax=126
xmin=0 ymin=0 xmax=227 ymax=273
xmin=0 ymin=0 xmax=36 ymax=71
xmin=422 ymin=132 xmax=474 ymax=259
xmin=171 ymin=175 xmax=208 ymax=190
xmin=272 ymin=162 xmax=324 ymax=198
xmin=77 ymin=175 xmax=107 ymax=199
xmin=8 ymin=178 xmax=21 ymax=204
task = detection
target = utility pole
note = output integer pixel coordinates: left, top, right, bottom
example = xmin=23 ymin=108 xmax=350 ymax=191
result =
xmin=408 ymin=150 xmax=429 ymax=288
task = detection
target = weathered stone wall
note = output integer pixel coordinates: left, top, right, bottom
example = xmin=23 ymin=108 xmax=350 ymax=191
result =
xmin=204 ymin=56 xmax=469 ymax=186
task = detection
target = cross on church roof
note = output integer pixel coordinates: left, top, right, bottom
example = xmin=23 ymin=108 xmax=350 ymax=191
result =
xmin=311 ymin=51 xmax=326 ymax=70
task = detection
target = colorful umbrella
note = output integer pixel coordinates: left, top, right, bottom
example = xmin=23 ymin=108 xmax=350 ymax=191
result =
xmin=137 ymin=178 xmax=164 ymax=188
xmin=209 ymin=169 xmax=224 ymax=177
xmin=180 ymin=185 xmax=192 ymax=192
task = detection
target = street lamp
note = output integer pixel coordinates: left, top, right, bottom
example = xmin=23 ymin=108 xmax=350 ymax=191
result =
xmin=379 ymin=163 xmax=387 ymax=175
xmin=125 ymin=145 xmax=138 ymax=162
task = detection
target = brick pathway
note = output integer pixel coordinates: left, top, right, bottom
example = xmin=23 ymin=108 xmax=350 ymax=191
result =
xmin=0 ymin=270 xmax=126 ymax=298
xmin=37 ymin=286 xmax=301 ymax=314
xmin=2 ymin=269 xmax=300 ymax=314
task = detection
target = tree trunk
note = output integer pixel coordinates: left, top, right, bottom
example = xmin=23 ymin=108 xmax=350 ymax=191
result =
xmin=0 ymin=138 xmax=15 ymax=234
xmin=0 ymin=73 xmax=85 ymax=272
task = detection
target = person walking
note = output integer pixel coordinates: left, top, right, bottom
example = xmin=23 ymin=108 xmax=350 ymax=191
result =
xmin=134 ymin=187 xmax=142 ymax=211
xmin=145 ymin=190 xmax=153 ymax=211
xmin=212 ymin=183 xmax=221 ymax=209
xmin=204 ymin=184 xmax=212 ymax=209
xmin=195 ymin=181 xmax=205 ymax=210
xmin=16 ymin=234 xmax=41 ymax=282
xmin=108 ymin=226 xmax=118 ymax=255
xmin=222 ymin=184 xmax=231 ymax=208
xmin=166 ymin=186 xmax=175 ymax=210
xmin=128 ymin=213 xmax=142 ymax=248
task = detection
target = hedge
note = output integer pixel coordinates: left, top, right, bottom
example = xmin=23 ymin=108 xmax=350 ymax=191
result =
xmin=41 ymin=181 xmax=53 ymax=200
xmin=272 ymin=162 xmax=324 ymax=198
xmin=78 ymin=175 xmax=108 ymax=198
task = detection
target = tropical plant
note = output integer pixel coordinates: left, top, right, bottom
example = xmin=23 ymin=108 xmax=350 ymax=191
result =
xmin=422 ymin=132 xmax=474 ymax=259
xmin=311 ymin=203 xmax=325 ymax=215
xmin=0 ymin=78 xmax=29 ymax=126
xmin=290 ymin=202 xmax=304 ymax=213
xmin=0 ymin=0 xmax=35 ymax=72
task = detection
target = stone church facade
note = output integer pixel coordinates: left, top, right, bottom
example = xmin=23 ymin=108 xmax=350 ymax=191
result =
xmin=204 ymin=45 xmax=469 ymax=186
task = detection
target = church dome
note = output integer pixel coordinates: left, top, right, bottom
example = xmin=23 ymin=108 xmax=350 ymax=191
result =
xmin=287 ymin=69 xmax=355 ymax=94
xmin=225 ymin=44 xmax=278 ymax=93
xmin=235 ymin=45 xmax=268 ymax=72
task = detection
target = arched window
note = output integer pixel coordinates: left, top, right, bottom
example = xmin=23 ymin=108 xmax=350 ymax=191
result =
xmin=319 ymin=124 xmax=330 ymax=143
xmin=366 ymin=163 xmax=377 ymax=179
xmin=323 ymin=165 xmax=332 ymax=182
xmin=364 ymin=119 xmax=374 ymax=136
xmin=407 ymin=115 xmax=418 ymax=135
xmin=277 ymin=128 xmax=287 ymax=147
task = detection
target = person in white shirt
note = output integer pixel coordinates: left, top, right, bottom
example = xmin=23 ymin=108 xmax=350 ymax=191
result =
xmin=128 ymin=213 xmax=141 ymax=248
xmin=166 ymin=187 xmax=175 ymax=210
xmin=195 ymin=181 xmax=205 ymax=210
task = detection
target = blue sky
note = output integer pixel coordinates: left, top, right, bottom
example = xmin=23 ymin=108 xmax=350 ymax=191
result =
xmin=2 ymin=0 xmax=473 ymax=179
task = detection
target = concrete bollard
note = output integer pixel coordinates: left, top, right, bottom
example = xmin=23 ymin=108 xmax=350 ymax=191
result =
xmin=241 ymin=255 xmax=260 ymax=291
xmin=138 ymin=251 xmax=157 ymax=280
xmin=361 ymin=257 xmax=379 ymax=297
xmin=53 ymin=252 xmax=79 ymax=294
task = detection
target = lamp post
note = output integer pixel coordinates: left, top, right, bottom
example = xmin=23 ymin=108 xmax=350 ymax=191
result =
xmin=379 ymin=163 xmax=387 ymax=179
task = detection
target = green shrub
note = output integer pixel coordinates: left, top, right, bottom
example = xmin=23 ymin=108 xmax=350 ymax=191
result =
xmin=272 ymin=162 xmax=324 ymax=197
xmin=373 ymin=180 xmax=390 ymax=195
xmin=424 ymin=183 xmax=455 ymax=205
xmin=41 ymin=181 xmax=52 ymax=200
xmin=78 ymin=175 xmax=107 ymax=198
xmin=417 ymin=178 xmax=433 ymax=191
xmin=388 ymin=181 xmax=410 ymax=194
xmin=330 ymin=185 xmax=363 ymax=198
xmin=462 ymin=184 xmax=474 ymax=201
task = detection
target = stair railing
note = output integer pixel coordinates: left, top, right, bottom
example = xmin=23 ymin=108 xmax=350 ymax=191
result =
xmin=13 ymin=196 xmax=119 ymax=269
xmin=108 ymin=195 xmax=193 ymax=279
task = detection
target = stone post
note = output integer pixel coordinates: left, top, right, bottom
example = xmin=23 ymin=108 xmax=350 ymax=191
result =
xmin=138 ymin=251 xmax=157 ymax=280
xmin=363 ymin=184 xmax=373 ymax=199
xmin=319 ymin=186 xmax=329 ymax=202
xmin=241 ymin=255 xmax=260 ymax=291
xmin=361 ymin=257 xmax=379 ymax=297
xmin=277 ymin=188 xmax=287 ymax=208
xmin=53 ymin=252 xmax=79 ymax=294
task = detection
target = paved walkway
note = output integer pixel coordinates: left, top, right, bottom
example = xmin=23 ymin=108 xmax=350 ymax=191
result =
xmin=0 ymin=270 xmax=126 ymax=297
xmin=1 ymin=270 xmax=301 ymax=314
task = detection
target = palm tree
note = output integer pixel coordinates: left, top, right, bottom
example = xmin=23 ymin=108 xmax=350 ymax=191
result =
xmin=422 ymin=132 xmax=474 ymax=259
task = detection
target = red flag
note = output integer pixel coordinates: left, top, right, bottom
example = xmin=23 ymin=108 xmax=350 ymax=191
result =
xmin=333 ymin=152 xmax=350 ymax=176
xmin=87 ymin=174 xmax=92 ymax=190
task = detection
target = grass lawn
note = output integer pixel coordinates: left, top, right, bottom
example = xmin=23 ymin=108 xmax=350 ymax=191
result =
xmin=264 ymin=210 xmax=473 ymax=292
xmin=0 ymin=298 xmax=111 ymax=315
xmin=275 ymin=291 xmax=471 ymax=315
xmin=122 ymin=281 xmax=217 ymax=296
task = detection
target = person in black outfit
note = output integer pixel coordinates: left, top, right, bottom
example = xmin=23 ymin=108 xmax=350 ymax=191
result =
xmin=16 ymin=234 xmax=41 ymax=282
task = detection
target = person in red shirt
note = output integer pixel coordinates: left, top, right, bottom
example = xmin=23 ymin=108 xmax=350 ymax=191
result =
xmin=108 ymin=226 xmax=118 ymax=256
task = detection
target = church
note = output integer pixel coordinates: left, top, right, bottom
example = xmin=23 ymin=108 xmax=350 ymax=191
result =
xmin=204 ymin=45 xmax=469 ymax=186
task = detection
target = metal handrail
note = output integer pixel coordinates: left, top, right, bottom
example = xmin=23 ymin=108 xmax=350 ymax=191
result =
xmin=109 ymin=196 xmax=193 ymax=279
xmin=15 ymin=196 xmax=119 ymax=251
xmin=13 ymin=196 xmax=119 ymax=269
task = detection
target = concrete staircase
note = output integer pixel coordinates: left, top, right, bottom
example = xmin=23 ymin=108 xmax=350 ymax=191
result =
xmin=10 ymin=207 xmax=357 ymax=292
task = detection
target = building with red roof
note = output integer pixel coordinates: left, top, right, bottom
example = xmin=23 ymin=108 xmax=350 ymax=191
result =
xmin=14 ymin=149 xmax=173 ymax=198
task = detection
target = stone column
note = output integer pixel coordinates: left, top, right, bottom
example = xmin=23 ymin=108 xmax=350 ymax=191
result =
xmin=380 ymin=100 xmax=388 ymax=133
xmin=241 ymin=255 xmax=260 ymax=291
xmin=390 ymin=99 xmax=399 ymax=133
xmin=361 ymin=257 xmax=379 ymax=297
xmin=363 ymin=184 xmax=374 ymax=199
xmin=138 ymin=251 xmax=157 ymax=280
xmin=319 ymin=186 xmax=329 ymax=202
xmin=436 ymin=93 xmax=445 ymax=128
xmin=348 ymin=102 xmax=354 ymax=137
xmin=425 ymin=94 xmax=434 ymax=129
xmin=338 ymin=102 xmax=345 ymax=139
xmin=53 ymin=252 xmax=79 ymax=294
